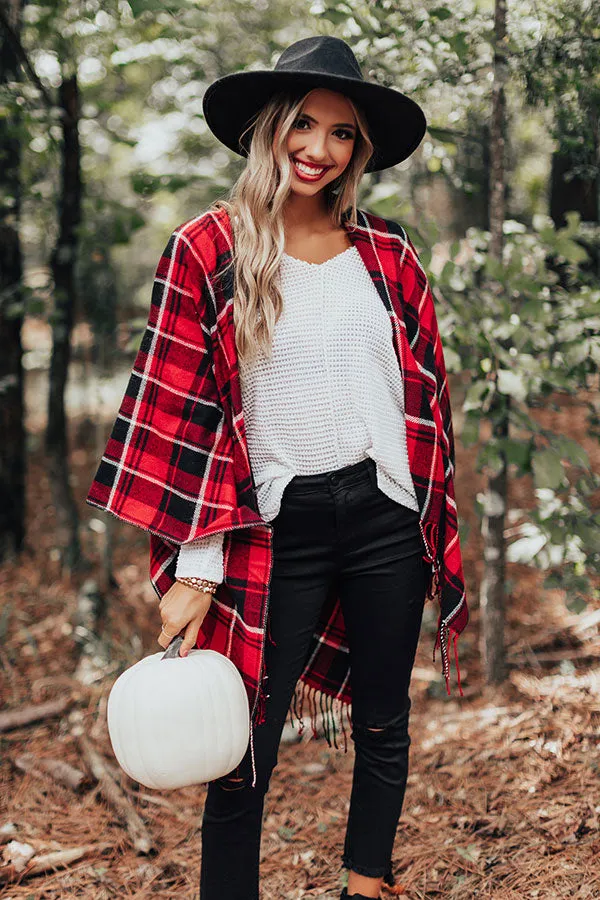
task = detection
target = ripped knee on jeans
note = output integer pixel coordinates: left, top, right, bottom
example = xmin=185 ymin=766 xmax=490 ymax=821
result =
xmin=354 ymin=704 xmax=412 ymax=737
xmin=217 ymin=768 xmax=247 ymax=791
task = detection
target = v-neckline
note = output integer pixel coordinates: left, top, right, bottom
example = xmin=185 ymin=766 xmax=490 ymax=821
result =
xmin=281 ymin=245 xmax=357 ymax=267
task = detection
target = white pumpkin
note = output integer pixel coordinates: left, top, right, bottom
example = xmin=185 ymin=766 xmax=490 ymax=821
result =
xmin=107 ymin=643 xmax=250 ymax=790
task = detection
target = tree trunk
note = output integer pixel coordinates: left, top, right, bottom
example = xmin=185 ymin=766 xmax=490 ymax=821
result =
xmin=46 ymin=73 xmax=82 ymax=571
xmin=549 ymin=126 xmax=599 ymax=280
xmin=479 ymin=0 xmax=509 ymax=684
xmin=0 ymin=0 xmax=26 ymax=562
xmin=550 ymin=143 xmax=599 ymax=229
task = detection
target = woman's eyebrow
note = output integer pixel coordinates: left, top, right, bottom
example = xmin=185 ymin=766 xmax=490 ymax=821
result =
xmin=298 ymin=112 xmax=356 ymax=130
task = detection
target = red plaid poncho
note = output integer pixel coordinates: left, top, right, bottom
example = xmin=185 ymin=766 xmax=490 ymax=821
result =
xmin=86 ymin=205 xmax=469 ymax=787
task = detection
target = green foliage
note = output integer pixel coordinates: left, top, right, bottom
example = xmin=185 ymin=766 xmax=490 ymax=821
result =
xmin=516 ymin=0 xmax=600 ymax=170
xmin=434 ymin=212 xmax=600 ymax=606
xmin=128 ymin=0 xmax=191 ymax=17
xmin=130 ymin=172 xmax=201 ymax=197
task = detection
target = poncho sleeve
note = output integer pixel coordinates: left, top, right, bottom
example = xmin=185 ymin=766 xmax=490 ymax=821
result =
xmin=403 ymin=232 xmax=456 ymax=474
xmin=85 ymin=221 xmax=237 ymax=544
xmin=402 ymin=230 xmax=469 ymax=691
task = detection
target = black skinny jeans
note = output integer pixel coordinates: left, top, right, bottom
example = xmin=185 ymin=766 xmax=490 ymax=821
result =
xmin=199 ymin=456 xmax=428 ymax=899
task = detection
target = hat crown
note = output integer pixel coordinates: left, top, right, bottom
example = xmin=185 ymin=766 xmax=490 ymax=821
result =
xmin=202 ymin=35 xmax=427 ymax=173
xmin=275 ymin=36 xmax=364 ymax=82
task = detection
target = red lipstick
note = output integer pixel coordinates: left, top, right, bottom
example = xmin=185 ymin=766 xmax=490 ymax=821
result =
xmin=291 ymin=156 xmax=333 ymax=182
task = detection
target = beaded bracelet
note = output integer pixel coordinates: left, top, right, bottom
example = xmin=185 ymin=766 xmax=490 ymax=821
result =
xmin=176 ymin=576 xmax=219 ymax=595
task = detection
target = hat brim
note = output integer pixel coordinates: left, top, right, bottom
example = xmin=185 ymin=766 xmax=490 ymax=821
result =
xmin=202 ymin=69 xmax=427 ymax=173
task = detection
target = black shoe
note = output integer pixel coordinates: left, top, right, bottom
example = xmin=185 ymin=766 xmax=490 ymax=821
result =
xmin=339 ymin=888 xmax=381 ymax=900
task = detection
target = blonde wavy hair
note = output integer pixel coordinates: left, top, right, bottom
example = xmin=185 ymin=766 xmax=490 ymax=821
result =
xmin=209 ymin=88 xmax=374 ymax=374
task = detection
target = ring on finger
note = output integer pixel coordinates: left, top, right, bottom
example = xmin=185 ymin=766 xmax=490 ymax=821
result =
xmin=161 ymin=625 xmax=177 ymax=639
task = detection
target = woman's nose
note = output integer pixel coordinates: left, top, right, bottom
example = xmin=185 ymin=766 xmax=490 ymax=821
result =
xmin=303 ymin=135 xmax=329 ymax=161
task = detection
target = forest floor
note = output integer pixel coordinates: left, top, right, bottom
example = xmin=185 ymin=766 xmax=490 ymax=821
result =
xmin=1 ymin=383 xmax=599 ymax=900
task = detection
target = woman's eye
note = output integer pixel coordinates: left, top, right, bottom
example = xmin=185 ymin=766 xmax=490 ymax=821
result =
xmin=294 ymin=120 xmax=353 ymax=140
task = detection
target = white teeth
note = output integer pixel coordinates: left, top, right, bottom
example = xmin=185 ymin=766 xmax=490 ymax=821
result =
xmin=294 ymin=159 xmax=326 ymax=176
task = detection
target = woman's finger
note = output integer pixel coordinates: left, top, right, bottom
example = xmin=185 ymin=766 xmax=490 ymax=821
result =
xmin=179 ymin=616 xmax=203 ymax=657
xmin=157 ymin=623 xmax=181 ymax=650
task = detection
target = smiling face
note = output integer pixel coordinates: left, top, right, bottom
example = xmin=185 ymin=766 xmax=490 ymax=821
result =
xmin=281 ymin=88 xmax=357 ymax=195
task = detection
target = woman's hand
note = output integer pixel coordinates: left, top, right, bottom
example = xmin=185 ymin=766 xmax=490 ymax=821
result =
xmin=157 ymin=581 xmax=214 ymax=656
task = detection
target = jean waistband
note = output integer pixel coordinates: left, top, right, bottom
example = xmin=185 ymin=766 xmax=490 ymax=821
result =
xmin=285 ymin=456 xmax=376 ymax=494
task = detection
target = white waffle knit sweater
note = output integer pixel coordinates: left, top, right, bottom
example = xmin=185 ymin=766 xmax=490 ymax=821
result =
xmin=175 ymin=245 xmax=419 ymax=583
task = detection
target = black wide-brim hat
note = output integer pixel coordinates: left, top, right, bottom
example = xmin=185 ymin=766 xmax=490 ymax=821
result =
xmin=202 ymin=36 xmax=427 ymax=174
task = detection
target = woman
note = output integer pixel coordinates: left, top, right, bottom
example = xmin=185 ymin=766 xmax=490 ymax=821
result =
xmin=87 ymin=35 xmax=469 ymax=900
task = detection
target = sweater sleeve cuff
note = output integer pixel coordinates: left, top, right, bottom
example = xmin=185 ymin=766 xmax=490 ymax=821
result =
xmin=175 ymin=531 xmax=225 ymax=582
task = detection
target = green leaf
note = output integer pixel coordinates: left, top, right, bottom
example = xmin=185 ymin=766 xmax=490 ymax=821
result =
xmin=478 ymin=442 xmax=504 ymax=476
xmin=543 ymin=572 xmax=563 ymax=590
xmin=447 ymin=31 xmax=469 ymax=63
xmin=564 ymin=340 xmax=591 ymax=366
xmin=112 ymin=210 xmax=146 ymax=244
xmin=129 ymin=0 xmax=187 ymax=16
xmin=553 ymin=436 xmax=589 ymax=469
xmin=532 ymin=448 xmax=565 ymax=491
xmin=500 ymin=438 xmax=532 ymax=470
xmin=427 ymin=126 xmax=458 ymax=144
xmin=483 ymin=255 xmax=504 ymax=280
xmin=319 ymin=6 xmax=350 ymax=25
xmin=461 ymin=414 xmax=480 ymax=447
xmin=464 ymin=380 xmax=489 ymax=412
xmin=563 ymin=210 xmax=582 ymax=233
xmin=577 ymin=521 xmax=600 ymax=551
xmin=131 ymin=172 xmax=193 ymax=196
xmin=420 ymin=247 xmax=432 ymax=269
xmin=430 ymin=6 xmax=452 ymax=20
xmin=443 ymin=346 xmax=461 ymax=373
xmin=26 ymin=297 xmax=46 ymax=316
xmin=402 ymin=224 xmax=429 ymax=250
xmin=369 ymin=196 xmax=402 ymax=219
xmin=566 ymin=593 xmax=588 ymax=614
xmin=554 ymin=233 xmax=589 ymax=265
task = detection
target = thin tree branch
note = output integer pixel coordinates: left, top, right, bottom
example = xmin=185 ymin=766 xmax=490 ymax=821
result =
xmin=0 ymin=3 xmax=74 ymax=125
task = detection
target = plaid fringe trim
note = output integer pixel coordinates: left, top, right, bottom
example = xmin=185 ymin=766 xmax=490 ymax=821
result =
xmin=288 ymin=681 xmax=352 ymax=754
xmin=249 ymin=673 xmax=353 ymax=788
xmin=254 ymin=672 xmax=351 ymax=751
xmin=296 ymin=682 xmax=351 ymax=754
xmin=433 ymin=621 xmax=455 ymax=696
xmin=421 ymin=518 xmax=465 ymax=700
xmin=431 ymin=588 xmax=465 ymax=700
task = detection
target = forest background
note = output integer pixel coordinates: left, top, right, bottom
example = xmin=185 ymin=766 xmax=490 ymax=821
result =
xmin=0 ymin=0 xmax=599 ymax=897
